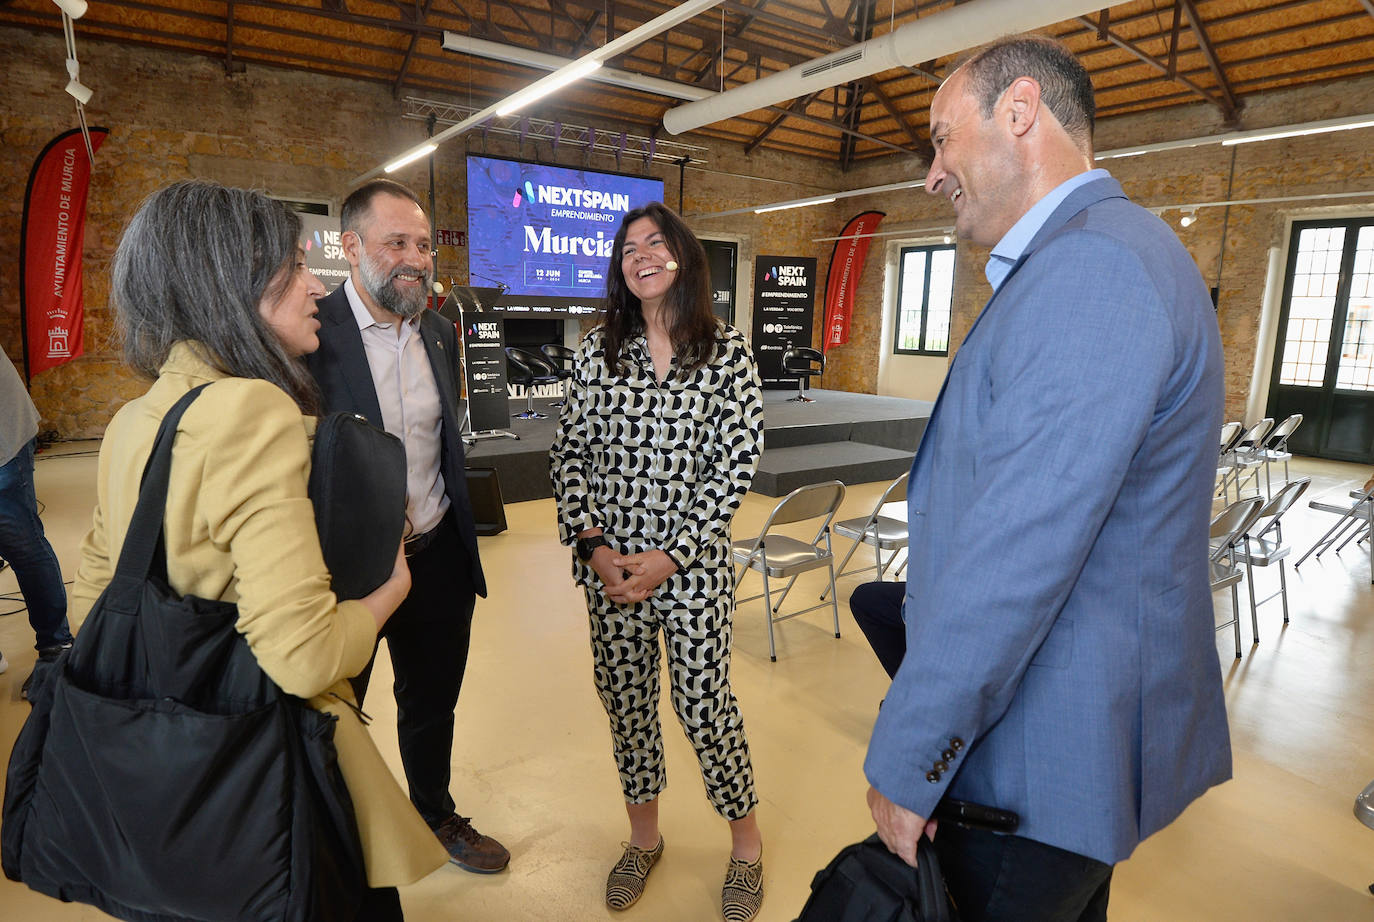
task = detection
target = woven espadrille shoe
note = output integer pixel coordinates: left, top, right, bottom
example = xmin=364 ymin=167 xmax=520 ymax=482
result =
xmin=721 ymin=850 xmax=764 ymax=922
xmin=605 ymin=836 xmax=664 ymax=910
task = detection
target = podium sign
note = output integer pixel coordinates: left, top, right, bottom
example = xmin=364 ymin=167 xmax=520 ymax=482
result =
xmin=438 ymin=288 xmax=511 ymax=433
xmin=751 ymin=255 xmax=817 ymax=387
xmin=460 ymin=316 xmax=509 ymax=432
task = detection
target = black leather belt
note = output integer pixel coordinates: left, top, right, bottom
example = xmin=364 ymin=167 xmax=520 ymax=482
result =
xmin=404 ymin=526 xmax=440 ymax=557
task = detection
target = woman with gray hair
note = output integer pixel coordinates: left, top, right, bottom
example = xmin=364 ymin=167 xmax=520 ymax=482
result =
xmin=70 ymin=180 xmax=446 ymax=920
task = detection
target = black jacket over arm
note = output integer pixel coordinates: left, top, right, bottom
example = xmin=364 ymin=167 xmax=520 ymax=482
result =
xmin=306 ymin=286 xmax=487 ymax=598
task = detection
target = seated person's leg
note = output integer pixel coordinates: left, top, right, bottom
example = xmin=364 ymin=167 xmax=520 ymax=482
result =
xmin=848 ymin=581 xmax=907 ymax=679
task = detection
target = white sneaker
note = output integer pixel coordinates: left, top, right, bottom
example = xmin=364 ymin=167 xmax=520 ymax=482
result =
xmin=0 ymin=651 xmax=9 ymax=675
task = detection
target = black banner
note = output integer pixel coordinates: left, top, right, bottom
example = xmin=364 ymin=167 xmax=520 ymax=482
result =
xmin=461 ymin=314 xmax=510 ymax=432
xmin=298 ymin=214 xmax=351 ymax=293
xmin=751 ymin=255 xmax=817 ymax=387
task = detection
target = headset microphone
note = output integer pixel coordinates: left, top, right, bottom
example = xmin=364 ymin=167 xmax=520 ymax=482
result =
xmin=665 ymin=260 xmax=679 ymax=271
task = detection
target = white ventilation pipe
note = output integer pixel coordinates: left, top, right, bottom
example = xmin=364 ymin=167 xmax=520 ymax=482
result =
xmin=443 ymin=33 xmax=711 ymax=102
xmin=662 ymin=0 xmax=1110 ymax=135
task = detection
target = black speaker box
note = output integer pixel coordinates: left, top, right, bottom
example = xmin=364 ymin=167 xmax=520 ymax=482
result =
xmin=465 ymin=467 xmax=508 ymax=536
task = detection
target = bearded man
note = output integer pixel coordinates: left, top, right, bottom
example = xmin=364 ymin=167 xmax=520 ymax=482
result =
xmin=307 ymin=179 xmax=509 ymax=875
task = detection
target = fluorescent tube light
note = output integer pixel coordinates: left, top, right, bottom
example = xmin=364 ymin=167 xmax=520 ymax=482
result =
xmin=354 ymin=0 xmax=725 ymax=185
xmin=1221 ymin=118 xmax=1374 ymax=146
xmin=496 ymin=59 xmax=602 ymax=117
xmin=754 ymin=196 xmax=836 ymax=214
xmin=383 ymin=143 xmax=436 ymax=173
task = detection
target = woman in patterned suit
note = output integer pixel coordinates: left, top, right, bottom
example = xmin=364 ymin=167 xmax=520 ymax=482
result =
xmin=550 ymin=202 xmax=766 ymax=922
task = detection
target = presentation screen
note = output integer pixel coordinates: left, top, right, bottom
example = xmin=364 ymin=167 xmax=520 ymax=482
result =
xmin=466 ymin=155 xmax=664 ymax=317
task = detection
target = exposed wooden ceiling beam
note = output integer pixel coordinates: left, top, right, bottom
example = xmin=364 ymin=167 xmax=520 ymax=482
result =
xmin=393 ymin=0 xmax=436 ymax=97
xmin=1075 ymin=15 xmax=1231 ymax=120
xmin=1177 ymin=0 xmax=1240 ymax=122
xmin=745 ymin=90 xmax=821 ymax=153
xmin=1166 ymin=1 xmax=1181 ymax=78
xmin=224 ymin=0 xmax=245 ymax=75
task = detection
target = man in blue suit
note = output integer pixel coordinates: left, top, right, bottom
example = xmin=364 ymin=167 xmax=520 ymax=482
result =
xmin=865 ymin=36 xmax=1231 ymax=921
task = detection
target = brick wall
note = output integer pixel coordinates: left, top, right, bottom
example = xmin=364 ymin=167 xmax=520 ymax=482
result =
xmin=5 ymin=24 xmax=1374 ymax=437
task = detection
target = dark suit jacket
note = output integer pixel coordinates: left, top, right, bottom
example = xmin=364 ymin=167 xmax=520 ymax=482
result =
xmin=307 ymin=285 xmax=487 ymax=598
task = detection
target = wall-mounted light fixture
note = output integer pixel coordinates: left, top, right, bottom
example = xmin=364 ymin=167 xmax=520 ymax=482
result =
xmin=1180 ymin=208 xmax=1198 ymax=228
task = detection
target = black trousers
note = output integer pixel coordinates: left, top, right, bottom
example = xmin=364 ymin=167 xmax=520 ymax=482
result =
xmin=350 ymin=515 xmax=476 ymax=828
xmin=848 ymin=580 xmax=907 ymax=679
xmin=932 ymin=823 xmax=1113 ymax=922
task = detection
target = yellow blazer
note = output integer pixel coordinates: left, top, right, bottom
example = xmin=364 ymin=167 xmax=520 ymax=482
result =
xmin=71 ymin=342 xmax=447 ymax=888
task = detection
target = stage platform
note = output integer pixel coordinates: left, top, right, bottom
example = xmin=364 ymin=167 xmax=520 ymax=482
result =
xmin=464 ymin=388 xmax=932 ymax=503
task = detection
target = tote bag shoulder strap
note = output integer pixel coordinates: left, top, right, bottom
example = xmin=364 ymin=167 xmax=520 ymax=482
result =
xmin=106 ymin=384 xmax=212 ymax=595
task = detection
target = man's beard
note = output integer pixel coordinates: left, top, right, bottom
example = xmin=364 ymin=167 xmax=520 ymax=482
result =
xmin=359 ymin=249 xmax=431 ymax=319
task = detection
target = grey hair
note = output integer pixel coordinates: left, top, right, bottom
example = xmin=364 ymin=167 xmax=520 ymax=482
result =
xmin=111 ymin=180 xmax=320 ymax=413
xmin=960 ymin=35 xmax=1095 ymax=150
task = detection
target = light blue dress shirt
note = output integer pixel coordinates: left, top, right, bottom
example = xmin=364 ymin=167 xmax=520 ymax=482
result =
xmin=984 ymin=168 xmax=1111 ymax=292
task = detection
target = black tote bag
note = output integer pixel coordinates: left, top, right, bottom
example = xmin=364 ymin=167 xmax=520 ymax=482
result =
xmin=2 ymin=385 xmax=366 ymax=922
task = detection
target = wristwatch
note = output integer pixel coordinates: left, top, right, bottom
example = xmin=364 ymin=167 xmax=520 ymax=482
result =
xmin=576 ymin=534 xmax=610 ymax=562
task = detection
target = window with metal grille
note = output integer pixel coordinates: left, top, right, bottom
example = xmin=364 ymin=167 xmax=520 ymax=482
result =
xmin=893 ymin=244 xmax=956 ymax=356
xmin=1277 ymin=222 xmax=1374 ymax=392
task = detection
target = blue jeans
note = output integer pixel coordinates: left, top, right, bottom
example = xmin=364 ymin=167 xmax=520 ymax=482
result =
xmin=0 ymin=439 xmax=73 ymax=650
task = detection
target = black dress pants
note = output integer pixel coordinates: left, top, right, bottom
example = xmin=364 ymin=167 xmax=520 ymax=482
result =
xmin=349 ymin=515 xmax=476 ymax=828
xmin=848 ymin=580 xmax=907 ymax=678
xmin=932 ymin=822 xmax=1113 ymax=922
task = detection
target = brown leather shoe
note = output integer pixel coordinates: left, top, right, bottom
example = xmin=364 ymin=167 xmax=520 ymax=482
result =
xmin=434 ymin=814 xmax=510 ymax=874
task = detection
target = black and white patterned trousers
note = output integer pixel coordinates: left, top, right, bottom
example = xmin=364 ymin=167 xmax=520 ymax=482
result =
xmin=581 ymin=554 xmax=757 ymax=821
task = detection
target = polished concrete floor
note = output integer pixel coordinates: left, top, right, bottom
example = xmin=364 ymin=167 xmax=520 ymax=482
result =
xmin=1 ymin=446 xmax=1372 ymax=921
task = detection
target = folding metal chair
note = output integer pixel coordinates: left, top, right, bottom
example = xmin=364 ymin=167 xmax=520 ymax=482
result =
xmin=1228 ymin=417 xmax=1274 ymax=499
xmin=820 ymin=471 xmax=909 ymax=601
xmin=1256 ymin=413 xmax=1303 ymax=498
xmin=731 ymin=480 xmax=846 ymax=661
xmin=1232 ymin=477 xmax=1311 ymax=635
xmin=1215 ymin=421 xmax=1244 ymax=502
xmin=1297 ymin=480 xmax=1374 ymax=584
xmin=1209 ymin=496 xmax=1264 ymax=658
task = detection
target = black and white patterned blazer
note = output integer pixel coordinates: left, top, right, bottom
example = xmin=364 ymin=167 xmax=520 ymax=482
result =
xmin=550 ymin=323 xmax=764 ymax=581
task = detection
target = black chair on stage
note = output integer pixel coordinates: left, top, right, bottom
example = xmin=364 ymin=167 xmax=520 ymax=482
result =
xmin=540 ymin=343 xmax=576 ymax=408
xmin=781 ymin=345 xmax=825 ymax=403
xmin=504 ymin=346 xmax=560 ymax=420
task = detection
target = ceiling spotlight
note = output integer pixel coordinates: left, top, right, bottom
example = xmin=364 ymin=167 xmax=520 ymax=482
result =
xmin=1180 ymin=209 xmax=1197 ymax=228
xmin=63 ymin=56 xmax=91 ymax=104
xmin=65 ymin=77 xmax=92 ymax=104
xmin=51 ymin=0 xmax=87 ymax=18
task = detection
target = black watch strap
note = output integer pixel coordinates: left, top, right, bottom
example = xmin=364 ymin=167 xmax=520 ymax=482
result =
xmin=576 ymin=534 xmax=610 ymax=561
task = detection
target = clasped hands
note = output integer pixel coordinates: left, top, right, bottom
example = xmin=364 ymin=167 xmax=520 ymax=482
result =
xmin=589 ymin=545 xmax=677 ymax=605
